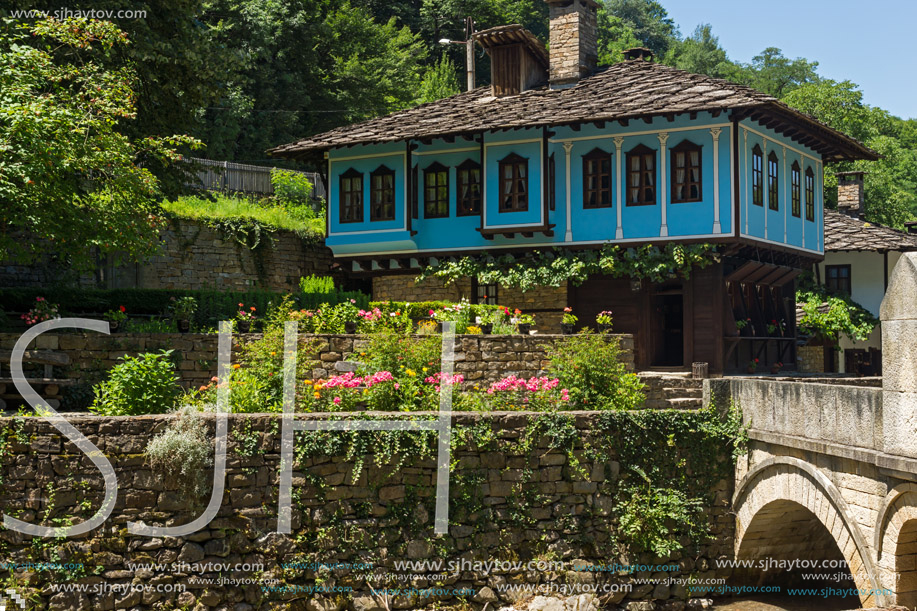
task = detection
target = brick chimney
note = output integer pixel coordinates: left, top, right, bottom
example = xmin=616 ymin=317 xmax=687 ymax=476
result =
xmin=836 ymin=171 xmax=865 ymax=218
xmin=546 ymin=0 xmax=599 ymax=88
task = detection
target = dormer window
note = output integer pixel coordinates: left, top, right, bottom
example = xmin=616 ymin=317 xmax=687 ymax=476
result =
xmin=583 ymin=148 xmax=612 ymax=208
xmin=499 ymin=153 xmax=528 ymax=212
xmin=370 ymin=165 xmax=396 ymax=222
xmin=791 ymin=161 xmax=801 ymax=218
xmin=457 ymin=159 xmax=481 ymax=216
xmin=671 ymin=140 xmax=702 ymax=203
xmin=751 ymin=144 xmax=763 ymax=206
xmin=805 ymin=167 xmax=815 ymax=221
xmin=339 ymin=168 xmax=363 ymax=224
xmin=768 ymin=151 xmax=780 ymax=211
xmin=626 ymin=144 xmax=656 ymax=206
xmin=424 ymin=162 xmax=449 ymax=218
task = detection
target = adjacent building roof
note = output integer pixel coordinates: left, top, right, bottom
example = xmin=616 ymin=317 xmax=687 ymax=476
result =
xmin=823 ymin=210 xmax=917 ymax=253
xmin=269 ymin=58 xmax=878 ymax=163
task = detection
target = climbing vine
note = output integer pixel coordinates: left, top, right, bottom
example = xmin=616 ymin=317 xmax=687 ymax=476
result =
xmin=417 ymin=243 xmax=719 ymax=290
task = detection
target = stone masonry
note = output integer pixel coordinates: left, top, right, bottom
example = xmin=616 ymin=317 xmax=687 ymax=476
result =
xmin=0 ymin=411 xmax=733 ymax=611
xmin=547 ymin=0 xmax=598 ymax=86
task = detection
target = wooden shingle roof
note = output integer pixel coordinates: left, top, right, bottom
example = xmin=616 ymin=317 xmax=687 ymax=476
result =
xmin=824 ymin=210 xmax=917 ymax=252
xmin=269 ymin=58 xmax=877 ymax=162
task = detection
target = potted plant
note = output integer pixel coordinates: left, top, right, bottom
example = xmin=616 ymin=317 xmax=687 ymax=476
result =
xmin=596 ymin=310 xmax=613 ymax=333
xmin=20 ymin=297 xmax=60 ymax=326
xmin=746 ymin=358 xmax=759 ymax=374
xmin=513 ymin=309 xmax=534 ymax=335
xmin=561 ymin=307 xmax=577 ymax=335
xmin=170 ymin=296 xmax=197 ymax=333
xmin=734 ymin=318 xmax=750 ymax=336
xmin=770 ymin=361 xmax=783 ymax=375
xmin=103 ymin=305 xmax=128 ymax=332
xmin=236 ymin=303 xmax=257 ymax=333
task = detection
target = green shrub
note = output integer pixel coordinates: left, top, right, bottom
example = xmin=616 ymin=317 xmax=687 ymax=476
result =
xmin=90 ymin=351 xmax=180 ymax=415
xmin=271 ymin=168 xmax=313 ymax=207
xmin=546 ymin=331 xmax=644 ymax=409
xmin=145 ymin=406 xmax=213 ymax=501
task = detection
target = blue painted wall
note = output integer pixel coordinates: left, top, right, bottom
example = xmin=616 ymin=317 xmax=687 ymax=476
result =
xmin=324 ymin=112 xmax=824 ymax=258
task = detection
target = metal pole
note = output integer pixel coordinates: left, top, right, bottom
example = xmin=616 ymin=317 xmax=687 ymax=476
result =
xmin=465 ymin=17 xmax=475 ymax=91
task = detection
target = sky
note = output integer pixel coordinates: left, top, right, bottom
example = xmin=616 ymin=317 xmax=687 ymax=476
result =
xmin=664 ymin=0 xmax=916 ymax=119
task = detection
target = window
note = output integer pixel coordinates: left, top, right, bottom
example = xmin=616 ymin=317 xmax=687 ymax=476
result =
xmin=339 ymin=168 xmax=363 ymax=224
xmin=751 ymin=144 xmax=763 ymax=206
xmin=671 ymin=140 xmax=702 ymax=203
xmin=423 ymin=162 xmax=449 ymax=218
xmin=583 ymin=148 xmax=612 ymax=208
xmin=825 ymin=265 xmax=851 ymax=296
xmin=369 ymin=166 xmax=396 ymax=221
xmin=626 ymin=144 xmax=656 ymax=206
xmin=805 ymin=167 xmax=815 ymax=221
xmin=767 ymin=151 xmax=779 ymax=211
xmin=456 ymin=159 xmax=481 ymax=216
xmin=791 ymin=161 xmax=801 ymax=218
xmin=498 ymin=153 xmax=528 ymax=212
xmin=472 ymin=278 xmax=498 ymax=305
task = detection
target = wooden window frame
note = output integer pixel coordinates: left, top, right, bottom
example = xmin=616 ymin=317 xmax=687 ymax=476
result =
xmin=751 ymin=144 xmax=764 ymax=207
xmin=805 ymin=166 xmax=815 ymax=222
xmin=472 ymin=277 xmax=498 ymax=305
xmin=339 ymin=168 xmax=363 ymax=224
xmin=670 ymin=140 xmax=703 ymax=203
xmin=369 ymin=165 xmax=396 ymax=222
xmin=456 ymin=159 xmax=482 ymax=217
xmin=626 ymin=144 xmax=656 ymax=207
xmin=825 ymin=264 xmax=851 ymax=296
xmin=583 ymin=148 xmax=613 ymax=209
xmin=423 ymin=162 xmax=449 ymax=219
xmin=498 ymin=153 xmax=528 ymax=213
xmin=767 ymin=151 xmax=780 ymax=211
xmin=791 ymin=161 xmax=801 ymax=218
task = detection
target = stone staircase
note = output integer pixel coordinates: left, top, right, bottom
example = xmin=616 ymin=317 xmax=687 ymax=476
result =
xmin=638 ymin=371 xmax=705 ymax=410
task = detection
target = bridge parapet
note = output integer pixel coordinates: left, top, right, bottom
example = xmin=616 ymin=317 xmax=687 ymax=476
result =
xmin=880 ymin=251 xmax=917 ymax=459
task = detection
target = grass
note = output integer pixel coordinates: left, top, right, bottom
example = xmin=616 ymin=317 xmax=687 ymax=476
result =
xmin=161 ymin=193 xmax=325 ymax=237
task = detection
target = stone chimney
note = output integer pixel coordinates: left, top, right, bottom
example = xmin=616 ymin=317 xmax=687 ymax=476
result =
xmin=546 ymin=0 xmax=599 ymax=87
xmin=836 ymin=171 xmax=865 ymax=218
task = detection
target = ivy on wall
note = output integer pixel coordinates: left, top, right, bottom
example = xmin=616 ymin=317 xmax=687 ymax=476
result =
xmin=417 ymin=243 xmax=719 ymax=290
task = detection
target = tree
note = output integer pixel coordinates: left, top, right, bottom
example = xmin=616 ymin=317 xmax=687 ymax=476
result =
xmin=596 ymin=5 xmax=643 ymax=66
xmin=604 ymin=0 xmax=678 ymax=58
xmin=664 ymin=24 xmax=730 ymax=79
xmin=0 ymin=17 xmax=200 ymax=267
xmin=723 ymin=47 xmax=819 ymax=97
xmin=419 ymin=53 xmax=462 ymax=103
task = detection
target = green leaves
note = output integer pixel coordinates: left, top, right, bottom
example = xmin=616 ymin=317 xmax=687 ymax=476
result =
xmin=419 ymin=243 xmax=718 ymax=291
xmin=796 ymin=287 xmax=878 ymax=343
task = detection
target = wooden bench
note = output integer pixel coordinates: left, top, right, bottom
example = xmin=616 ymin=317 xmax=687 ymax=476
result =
xmin=0 ymin=350 xmax=73 ymax=411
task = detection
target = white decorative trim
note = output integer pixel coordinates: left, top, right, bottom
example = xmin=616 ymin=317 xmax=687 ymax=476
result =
xmin=741 ymin=123 xmax=821 ymax=163
xmin=330 ymin=150 xmax=407 ymax=162
xmin=412 ymin=147 xmax=479 ymax=156
xmin=657 ymin=132 xmax=670 ymax=237
xmin=549 ymin=122 xmax=731 ymax=144
xmin=327 ymin=152 xmax=409 ymax=237
xmin=614 ymin=137 xmax=624 ymax=239
xmin=739 ymin=233 xmax=821 ymax=255
xmin=563 ymin=142 xmax=574 ymax=242
xmin=482 ymin=138 xmax=544 ymax=229
xmin=710 ymin=128 xmax=722 ymax=234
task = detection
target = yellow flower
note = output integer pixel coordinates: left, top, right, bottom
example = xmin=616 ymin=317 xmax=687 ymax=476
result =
xmin=232 ymin=363 xmax=241 ymax=369
xmin=303 ymin=380 xmax=313 ymax=385
xmin=422 ymin=367 xmax=428 ymax=372
xmin=406 ymin=369 xmax=415 ymax=377
xmin=313 ymin=392 xmax=321 ymax=399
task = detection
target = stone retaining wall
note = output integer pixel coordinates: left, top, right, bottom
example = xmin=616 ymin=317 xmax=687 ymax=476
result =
xmin=0 ymin=332 xmax=635 ymax=392
xmin=0 ymin=411 xmax=733 ymax=611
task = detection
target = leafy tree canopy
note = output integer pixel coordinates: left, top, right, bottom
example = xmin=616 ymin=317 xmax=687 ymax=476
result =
xmin=0 ymin=17 xmax=200 ymax=268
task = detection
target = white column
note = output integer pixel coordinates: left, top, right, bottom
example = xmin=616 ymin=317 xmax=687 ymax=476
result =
xmin=614 ymin=136 xmax=624 ymax=240
xmin=743 ymin=128 xmax=749 ymax=234
xmin=657 ymin=132 xmax=669 ymax=237
xmin=782 ymin=146 xmax=788 ymax=243
xmin=710 ymin=128 xmax=722 ymax=234
xmin=563 ymin=141 xmax=574 ymax=243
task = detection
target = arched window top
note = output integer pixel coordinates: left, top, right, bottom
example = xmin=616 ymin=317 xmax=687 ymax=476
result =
xmin=584 ymin=147 xmax=611 ymax=159
xmin=671 ymin=139 xmax=702 ymax=152
xmin=628 ymin=143 xmax=655 ymax=156
xmin=805 ymin=166 xmax=814 ymax=177
xmin=499 ymin=152 xmax=526 ymax=164
xmin=341 ymin=167 xmax=362 ymax=179
xmin=768 ymin=150 xmax=779 ymax=162
xmin=752 ymin=143 xmax=763 ymax=155
xmin=371 ymin=164 xmax=394 ymax=176
xmin=424 ymin=161 xmax=448 ymax=173
xmin=791 ymin=160 xmax=801 ymax=171
xmin=457 ymin=158 xmax=481 ymax=170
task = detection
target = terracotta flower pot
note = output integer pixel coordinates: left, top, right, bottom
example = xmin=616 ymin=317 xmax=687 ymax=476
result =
xmin=238 ymin=319 xmax=251 ymax=333
xmin=517 ymin=323 xmax=531 ymax=335
xmin=177 ymin=319 xmax=191 ymax=333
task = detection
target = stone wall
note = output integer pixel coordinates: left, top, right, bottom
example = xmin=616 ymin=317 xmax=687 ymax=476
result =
xmin=0 ymin=219 xmax=334 ymax=293
xmin=0 ymin=411 xmax=733 ymax=611
xmin=0 ymin=332 xmax=634 ymax=392
xmin=372 ymin=276 xmax=569 ymax=332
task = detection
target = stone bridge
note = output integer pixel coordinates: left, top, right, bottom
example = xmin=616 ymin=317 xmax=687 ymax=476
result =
xmin=707 ymin=253 xmax=917 ymax=609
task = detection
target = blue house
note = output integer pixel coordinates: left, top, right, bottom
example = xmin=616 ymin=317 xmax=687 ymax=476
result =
xmin=270 ymin=0 xmax=876 ymax=373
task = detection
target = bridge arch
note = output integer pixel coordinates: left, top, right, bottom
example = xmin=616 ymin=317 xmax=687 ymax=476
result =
xmin=733 ymin=456 xmax=886 ymax=607
xmin=876 ymin=483 xmax=917 ymax=607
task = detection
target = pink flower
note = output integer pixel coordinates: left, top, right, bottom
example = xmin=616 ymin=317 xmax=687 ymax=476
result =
xmin=333 ymin=397 xmax=342 ymax=405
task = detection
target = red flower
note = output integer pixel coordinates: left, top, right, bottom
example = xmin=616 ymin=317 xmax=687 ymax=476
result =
xmin=754 ymin=358 xmax=759 ymax=363
xmin=119 ymin=305 xmax=126 ymax=313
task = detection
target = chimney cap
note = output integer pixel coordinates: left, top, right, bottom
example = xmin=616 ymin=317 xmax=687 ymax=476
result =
xmin=622 ymin=47 xmax=654 ymax=62
xmin=545 ymin=0 xmax=600 ymax=7
xmin=836 ymin=170 xmax=867 ymax=180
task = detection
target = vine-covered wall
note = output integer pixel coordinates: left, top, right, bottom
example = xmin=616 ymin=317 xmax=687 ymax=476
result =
xmin=0 ymin=410 xmax=737 ymax=610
